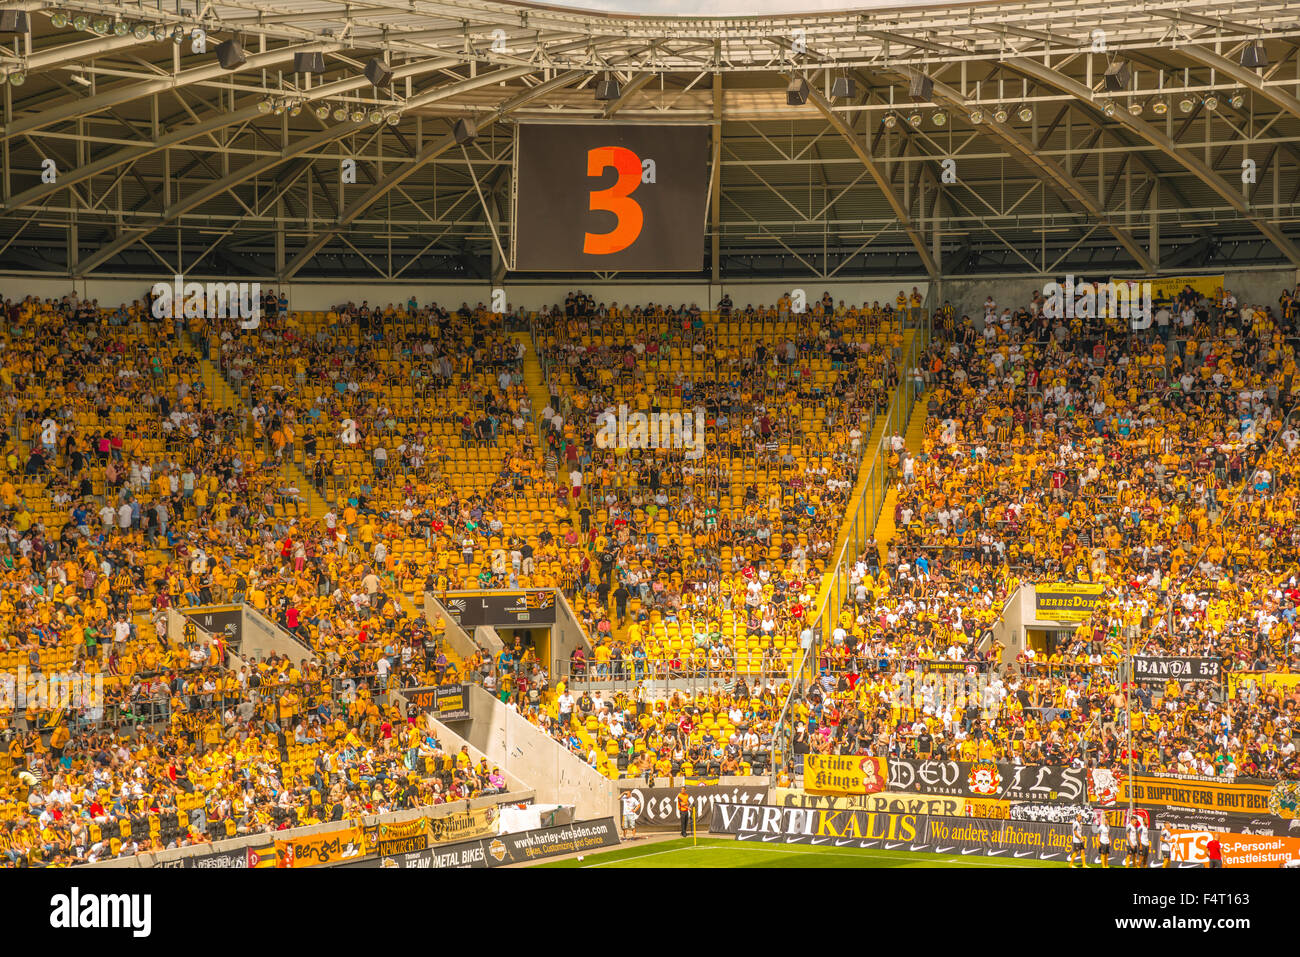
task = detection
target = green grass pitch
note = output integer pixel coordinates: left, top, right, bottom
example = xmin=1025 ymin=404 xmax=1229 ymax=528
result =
xmin=533 ymin=837 xmax=1071 ymax=868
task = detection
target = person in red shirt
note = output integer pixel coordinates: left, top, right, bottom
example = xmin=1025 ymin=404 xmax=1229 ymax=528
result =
xmin=1206 ymin=837 xmax=1223 ymax=868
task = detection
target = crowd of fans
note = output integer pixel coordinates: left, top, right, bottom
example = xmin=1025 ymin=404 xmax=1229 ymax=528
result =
xmin=3 ymin=278 xmax=1299 ymax=865
xmin=794 ymin=284 xmax=1300 ymax=784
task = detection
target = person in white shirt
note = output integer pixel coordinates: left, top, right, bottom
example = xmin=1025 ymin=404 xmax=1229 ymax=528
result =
xmin=1097 ymin=815 xmax=1111 ymax=868
xmin=1137 ymin=816 xmax=1150 ymax=868
xmin=1124 ymin=814 xmax=1139 ymax=868
xmin=619 ymin=790 xmax=640 ymax=840
xmin=1070 ymin=813 xmax=1086 ymax=868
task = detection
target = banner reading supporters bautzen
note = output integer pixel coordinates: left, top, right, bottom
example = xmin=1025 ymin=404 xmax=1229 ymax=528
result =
xmin=887 ymin=759 xmax=1088 ymax=803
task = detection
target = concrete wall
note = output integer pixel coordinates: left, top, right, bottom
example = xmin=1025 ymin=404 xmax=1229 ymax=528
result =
xmin=83 ymin=790 xmax=530 ymax=868
xmin=450 ymin=684 xmax=618 ymax=821
xmin=549 ymin=589 xmax=591 ymax=679
xmin=938 ymin=266 xmax=1300 ymax=322
xmin=0 ymin=274 xmax=926 ymax=314
xmin=240 ymin=605 xmax=314 ymax=666
xmin=423 ymin=592 xmax=479 ymax=661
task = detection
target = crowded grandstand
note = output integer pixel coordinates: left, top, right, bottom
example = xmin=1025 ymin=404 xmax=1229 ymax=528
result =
xmin=0 ymin=0 xmax=1298 ymax=881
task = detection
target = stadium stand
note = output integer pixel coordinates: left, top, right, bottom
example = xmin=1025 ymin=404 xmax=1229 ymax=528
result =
xmin=2 ymin=281 xmax=1298 ymax=865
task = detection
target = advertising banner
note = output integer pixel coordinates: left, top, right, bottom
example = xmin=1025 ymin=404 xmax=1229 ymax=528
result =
xmin=1132 ymin=656 xmax=1221 ymax=684
xmin=334 ymin=818 xmax=620 ymax=868
xmin=773 ymin=787 xmax=1012 ymax=820
xmin=364 ymin=818 xmax=433 ymax=857
xmin=803 ymin=755 xmax=888 ymax=796
xmin=427 ymin=806 xmax=499 ymax=845
xmin=1228 ymin=672 xmax=1300 ymax=700
xmin=442 ymin=590 xmax=557 ymax=627
xmin=514 ymin=124 xmax=709 ymax=272
xmin=405 ymin=684 xmax=471 ymax=720
xmin=183 ymin=604 xmax=243 ymax=644
xmin=887 ymin=759 xmax=1087 ymax=804
xmin=1117 ymin=775 xmax=1274 ymax=813
xmin=1032 ymin=583 xmax=1105 ymax=623
xmin=482 ymin=818 xmax=621 ymax=866
xmin=276 ymin=825 xmax=368 ymax=868
xmin=1165 ymin=829 xmax=1300 ymax=867
xmin=616 ymin=783 xmax=768 ymax=827
xmin=1153 ymin=805 xmax=1298 ymax=837
xmin=711 ymin=804 xmax=1090 ymax=862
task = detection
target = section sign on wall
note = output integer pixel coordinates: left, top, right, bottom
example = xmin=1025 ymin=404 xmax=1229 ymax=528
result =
xmin=514 ymin=124 xmax=709 ymax=272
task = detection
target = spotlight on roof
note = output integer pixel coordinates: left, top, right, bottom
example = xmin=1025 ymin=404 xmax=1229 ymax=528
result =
xmin=968 ymin=108 xmax=983 ymax=124
xmin=294 ymin=52 xmax=326 ymax=74
xmin=50 ymin=11 xmax=68 ymax=29
xmin=1128 ymin=101 xmax=1143 ymax=116
xmin=932 ymin=110 xmax=946 ymax=126
xmin=1240 ymin=43 xmax=1267 ymax=69
xmin=993 ymin=106 xmax=1009 ymax=123
xmin=1179 ymin=94 xmax=1195 ymax=113
xmin=257 ymin=97 xmax=273 ymax=114
xmin=215 ymin=37 xmax=247 ymax=70
xmin=786 ymin=76 xmax=810 ymax=106
xmin=882 ymin=112 xmax=897 ymax=128
xmin=113 ymin=19 xmax=129 ymax=36
xmin=453 ymin=117 xmax=478 ymax=144
xmin=0 ymin=11 xmax=30 ymax=34
xmin=349 ymin=108 xmax=365 ymax=123
xmin=1103 ymin=60 xmax=1130 ymax=92
xmin=906 ymin=110 xmax=922 ymax=126
xmin=908 ymin=72 xmax=933 ymax=101
xmin=368 ymin=109 xmax=383 ymax=124
xmin=333 ymin=106 xmax=347 ymax=122
xmin=1204 ymin=93 xmax=1219 ymax=111
xmin=1152 ymin=99 xmax=1168 ymax=115
xmin=595 ymin=72 xmax=621 ymax=101
xmin=93 ymin=17 xmax=109 ymax=34
xmin=1102 ymin=101 xmax=1116 ymax=118
xmin=1017 ymin=105 xmax=1032 ymax=122
xmin=386 ymin=112 xmax=400 ymax=126
xmin=1230 ymin=92 xmax=1245 ymax=109
xmin=73 ymin=14 xmax=89 ymax=32
xmin=831 ymin=74 xmax=855 ymax=99
xmin=364 ymin=57 xmax=392 ymax=89
xmin=7 ymin=70 xmax=26 ymax=86
xmin=315 ymin=104 xmax=331 ymax=120
xmin=133 ymin=23 xmax=150 ymax=40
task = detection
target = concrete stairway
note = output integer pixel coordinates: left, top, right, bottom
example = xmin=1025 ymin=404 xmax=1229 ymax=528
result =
xmin=193 ymin=348 xmax=329 ymax=523
xmin=512 ymin=330 xmax=552 ymax=432
xmin=872 ymin=388 xmax=930 ymax=565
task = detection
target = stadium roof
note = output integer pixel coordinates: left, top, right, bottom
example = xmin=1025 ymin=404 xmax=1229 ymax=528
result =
xmin=2 ymin=0 xmax=1299 ymax=281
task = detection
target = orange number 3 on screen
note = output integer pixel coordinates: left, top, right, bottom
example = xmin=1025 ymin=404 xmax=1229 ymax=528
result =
xmin=583 ymin=146 xmax=644 ymax=255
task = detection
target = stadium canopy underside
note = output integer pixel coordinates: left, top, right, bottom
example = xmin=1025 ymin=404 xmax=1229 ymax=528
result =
xmin=2 ymin=0 xmax=1300 ymax=281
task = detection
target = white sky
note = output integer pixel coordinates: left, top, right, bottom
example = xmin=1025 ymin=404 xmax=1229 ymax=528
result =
xmin=531 ymin=0 xmax=956 ymax=15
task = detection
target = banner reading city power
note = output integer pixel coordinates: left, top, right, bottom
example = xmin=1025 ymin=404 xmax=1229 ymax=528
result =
xmin=887 ymin=758 xmax=1088 ymax=803
xmin=514 ymin=124 xmax=709 ymax=272
xmin=1165 ymin=829 xmax=1300 ymax=867
xmin=1118 ymin=775 xmax=1274 ymax=813
xmin=803 ymin=755 xmax=888 ymax=796
xmin=1032 ymin=583 xmax=1105 ymax=623
xmin=773 ymin=786 xmax=1010 ymax=819
xmin=710 ymin=804 xmax=1076 ymax=862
